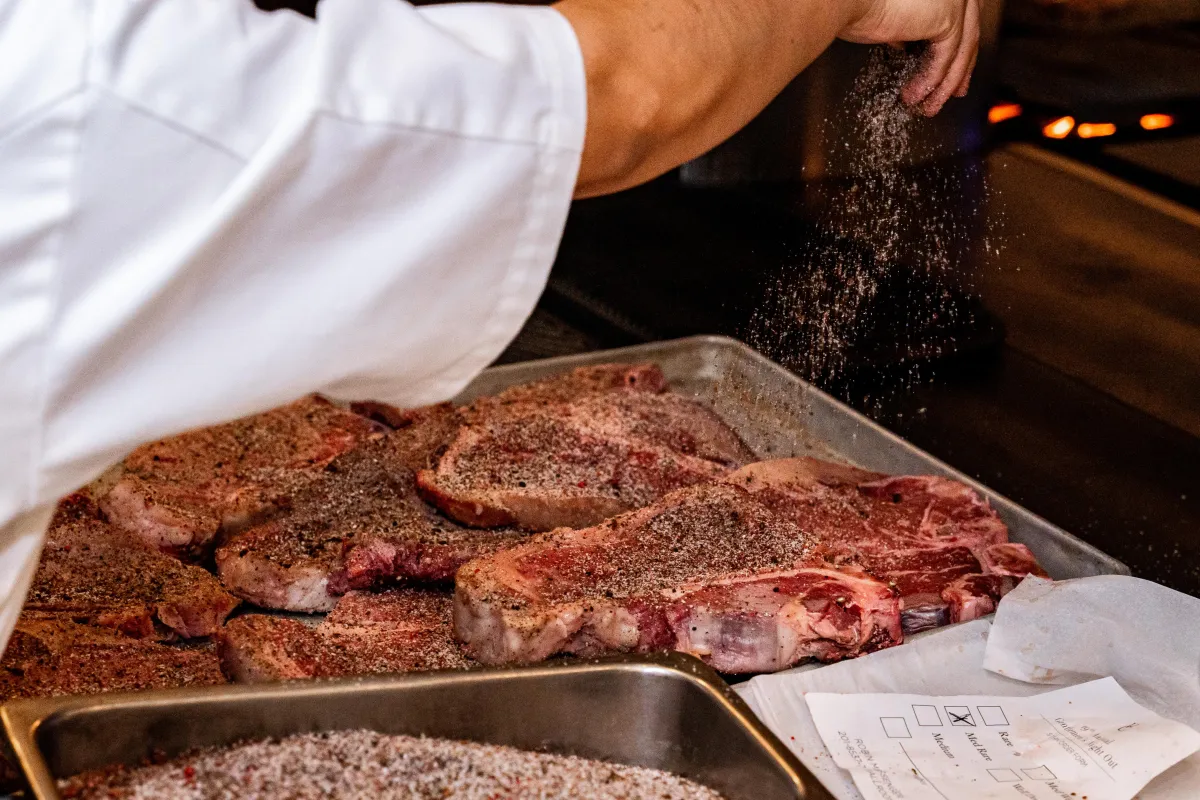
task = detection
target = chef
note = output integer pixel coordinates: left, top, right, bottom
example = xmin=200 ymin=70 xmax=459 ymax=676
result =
xmin=0 ymin=0 xmax=978 ymax=649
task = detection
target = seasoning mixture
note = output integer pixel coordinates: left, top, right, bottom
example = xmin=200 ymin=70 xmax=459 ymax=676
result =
xmin=59 ymin=730 xmax=728 ymax=800
xmin=747 ymin=46 xmax=923 ymax=389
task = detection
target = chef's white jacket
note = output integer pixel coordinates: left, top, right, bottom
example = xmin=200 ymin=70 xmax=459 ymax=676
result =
xmin=0 ymin=0 xmax=585 ymax=651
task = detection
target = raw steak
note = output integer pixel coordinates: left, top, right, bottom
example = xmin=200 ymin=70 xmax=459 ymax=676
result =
xmin=219 ymin=589 xmax=469 ymax=682
xmin=348 ymin=401 xmax=467 ymax=471
xmin=941 ymin=574 xmax=1020 ymax=622
xmin=0 ymin=615 xmax=227 ymax=791
xmin=0 ymin=616 xmax=226 ymax=702
xmin=25 ymin=495 xmax=238 ymax=639
xmin=981 ymin=542 xmax=1050 ymax=578
xmin=213 ymin=368 xmax=685 ymax=610
xmin=478 ymin=362 xmax=668 ymax=405
xmin=101 ymin=396 xmax=387 ymax=559
xmin=418 ymin=391 xmax=754 ymax=531
xmin=454 ymin=483 xmax=902 ymax=673
xmin=350 ymin=363 xmax=671 ymax=470
xmin=215 ymin=439 xmax=527 ymax=611
xmin=729 ymin=458 xmax=1047 ymax=632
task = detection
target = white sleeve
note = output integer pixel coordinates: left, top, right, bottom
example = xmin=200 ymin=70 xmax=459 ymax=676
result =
xmin=37 ymin=0 xmax=586 ymax=500
xmin=0 ymin=0 xmax=585 ymax=645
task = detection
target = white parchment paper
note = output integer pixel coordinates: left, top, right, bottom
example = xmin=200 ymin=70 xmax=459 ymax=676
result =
xmin=804 ymin=678 xmax=1199 ymax=800
xmin=738 ymin=576 xmax=1200 ymax=799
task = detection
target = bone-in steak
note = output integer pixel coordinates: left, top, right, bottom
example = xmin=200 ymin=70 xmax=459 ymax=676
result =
xmin=980 ymin=542 xmax=1050 ymax=578
xmin=0 ymin=616 xmax=226 ymax=703
xmin=25 ymin=495 xmax=238 ymax=639
xmin=348 ymin=401 xmax=467 ymax=471
xmin=349 ymin=363 xmax=668 ymax=457
xmin=354 ymin=363 xmax=676 ymax=474
xmin=0 ymin=613 xmax=225 ymax=788
xmin=477 ymin=363 xmax=669 ymax=406
xmin=418 ymin=391 xmax=754 ymax=531
xmin=0 ymin=613 xmax=224 ymax=789
xmin=213 ymin=369 xmax=704 ymax=610
xmin=219 ymin=589 xmax=469 ymax=682
xmin=729 ymin=458 xmax=1046 ymax=632
xmin=453 ymin=482 xmax=902 ymax=673
xmin=215 ymin=438 xmax=527 ymax=611
xmin=101 ymin=396 xmax=387 ymax=559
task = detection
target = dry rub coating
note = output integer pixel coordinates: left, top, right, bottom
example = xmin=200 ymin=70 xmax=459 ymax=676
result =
xmin=215 ymin=438 xmax=527 ymax=611
xmin=26 ymin=494 xmax=238 ymax=639
xmin=454 ymin=481 xmax=903 ymax=673
xmin=100 ymin=396 xmax=387 ymax=559
xmin=219 ymin=589 xmax=470 ymax=682
xmin=417 ymin=373 xmax=756 ymax=531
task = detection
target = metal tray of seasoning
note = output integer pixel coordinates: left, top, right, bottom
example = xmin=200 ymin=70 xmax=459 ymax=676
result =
xmin=458 ymin=335 xmax=1127 ymax=580
xmin=2 ymin=653 xmax=824 ymax=800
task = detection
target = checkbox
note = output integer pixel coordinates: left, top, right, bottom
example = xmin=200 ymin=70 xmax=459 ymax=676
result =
xmin=978 ymin=706 xmax=1010 ymax=727
xmin=913 ymin=705 xmax=942 ymax=726
xmin=988 ymin=768 xmax=1021 ymax=782
xmin=946 ymin=706 xmax=975 ymax=726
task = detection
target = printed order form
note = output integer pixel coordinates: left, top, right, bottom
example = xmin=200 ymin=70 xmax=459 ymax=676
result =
xmin=805 ymin=678 xmax=1200 ymax=800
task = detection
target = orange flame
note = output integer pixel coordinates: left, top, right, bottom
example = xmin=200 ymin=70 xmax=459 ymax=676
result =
xmin=1077 ymin=122 xmax=1117 ymax=139
xmin=1140 ymin=114 xmax=1175 ymax=131
xmin=988 ymin=103 xmax=1023 ymax=124
xmin=1042 ymin=116 xmax=1076 ymax=139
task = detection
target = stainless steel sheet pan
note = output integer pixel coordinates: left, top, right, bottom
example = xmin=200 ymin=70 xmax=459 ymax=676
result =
xmin=459 ymin=335 xmax=1128 ymax=580
xmin=2 ymin=653 xmax=824 ymax=800
xmin=1 ymin=335 xmax=1125 ymax=798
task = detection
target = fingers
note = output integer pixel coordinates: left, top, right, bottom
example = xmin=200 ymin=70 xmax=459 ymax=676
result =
xmin=950 ymin=0 xmax=980 ymax=99
xmin=900 ymin=8 xmax=961 ymax=109
xmin=950 ymin=0 xmax=979 ymax=100
xmin=901 ymin=37 xmax=954 ymax=108
xmin=954 ymin=49 xmax=978 ymax=98
xmin=921 ymin=0 xmax=978 ymax=114
xmin=901 ymin=0 xmax=981 ymax=115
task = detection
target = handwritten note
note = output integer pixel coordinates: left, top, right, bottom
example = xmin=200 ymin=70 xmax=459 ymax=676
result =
xmin=804 ymin=678 xmax=1200 ymax=800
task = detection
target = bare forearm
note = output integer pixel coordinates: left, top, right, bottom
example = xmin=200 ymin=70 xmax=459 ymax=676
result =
xmin=557 ymin=0 xmax=860 ymax=197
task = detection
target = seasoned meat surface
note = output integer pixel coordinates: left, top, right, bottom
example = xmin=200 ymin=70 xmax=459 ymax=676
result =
xmin=26 ymin=494 xmax=237 ymax=639
xmin=215 ymin=439 xmax=527 ymax=611
xmin=101 ymin=396 xmax=386 ymax=559
xmin=454 ymin=482 xmax=903 ymax=672
xmin=418 ymin=391 xmax=754 ymax=531
xmin=0 ymin=616 xmax=224 ymax=703
xmin=730 ymin=458 xmax=1044 ymax=633
xmin=480 ymin=363 xmax=669 ymax=406
xmin=219 ymin=589 xmax=469 ymax=682
xmin=455 ymin=458 xmax=1048 ymax=671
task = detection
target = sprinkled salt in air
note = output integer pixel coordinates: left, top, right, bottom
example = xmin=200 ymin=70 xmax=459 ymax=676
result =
xmin=747 ymin=47 xmax=921 ymax=389
xmin=742 ymin=46 xmax=999 ymax=416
